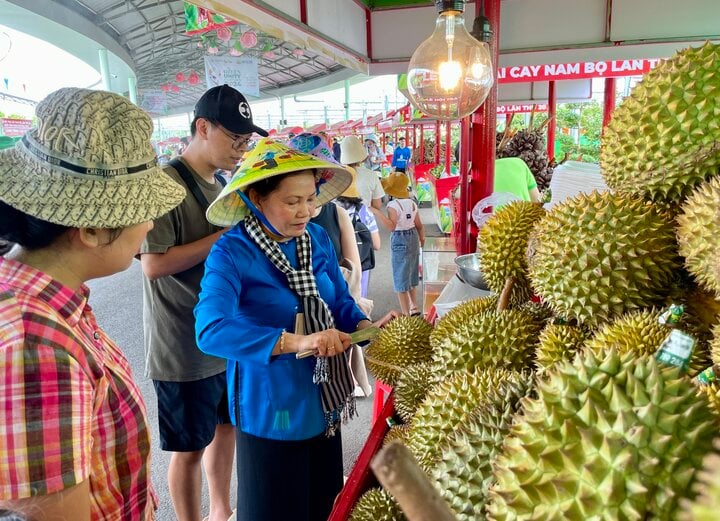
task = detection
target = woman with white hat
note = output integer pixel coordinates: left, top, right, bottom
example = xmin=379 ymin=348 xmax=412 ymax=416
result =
xmin=195 ymin=138 xmax=398 ymax=521
xmin=340 ymin=135 xmax=385 ymax=210
xmin=0 ymin=88 xmax=186 ymax=519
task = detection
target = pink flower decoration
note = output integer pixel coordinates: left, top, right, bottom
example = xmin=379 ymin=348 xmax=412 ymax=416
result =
xmin=188 ymin=72 xmax=200 ymax=85
xmin=171 ymin=85 xmax=180 ymax=93
xmin=240 ymin=30 xmax=258 ymax=49
xmin=216 ymin=26 xmax=232 ymax=42
xmin=229 ymin=48 xmax=243 ymax=56
xmin=207 ymin=46 xmax=219 ymax=55
xmin=160 ymin=84 xmax=170 ymax=92
xmin=175 ymin=72 xmax=186 ymax=83
xmin=292 ymin=48 xmax=304 ymax=57
xmin=263 ymin=51 xmax=276 ymax=60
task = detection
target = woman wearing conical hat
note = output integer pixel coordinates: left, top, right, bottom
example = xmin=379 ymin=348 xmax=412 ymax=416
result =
xmin=196 ymin=138 xmax=398 ymax=521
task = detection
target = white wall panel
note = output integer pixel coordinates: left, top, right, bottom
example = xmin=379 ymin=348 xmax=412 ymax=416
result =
xmin=500 ymin=0 xmax=607 ymax=50
xmin=307 ymin=0 xmax=366 ymax=56
xmin=498 ymin=80 xmax=591 ymax=104
xmin=370 ymin=5 xmax=439 ymax=60
xmin=262 ymin=0 xmax=301 ymax=20
xmin=611 ymin=0 xmax=720 ymax=41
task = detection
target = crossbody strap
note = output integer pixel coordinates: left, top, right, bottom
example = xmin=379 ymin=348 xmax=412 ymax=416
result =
xmin=169 ymin=158 xmax=226 ymax=210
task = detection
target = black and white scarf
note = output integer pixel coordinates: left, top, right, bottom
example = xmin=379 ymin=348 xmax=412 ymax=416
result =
xmin=244 ymin=214 xmax=356 ymax=436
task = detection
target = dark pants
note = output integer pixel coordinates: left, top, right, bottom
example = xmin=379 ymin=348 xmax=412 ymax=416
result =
xmin=235 ymin=430 xmax=343 ymax=521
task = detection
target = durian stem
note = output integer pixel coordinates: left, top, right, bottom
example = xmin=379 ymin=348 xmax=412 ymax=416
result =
xmin=497 ymin=277 xmax=516 ymax=312
xmin=364 ymin=353 xmax=406 ymax=373
xmin=371 ymin=441 xmax=458 ymax=521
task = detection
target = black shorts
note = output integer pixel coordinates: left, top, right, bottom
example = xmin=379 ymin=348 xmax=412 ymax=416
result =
xmin=153 ymin=372 xmax=232 ymax=452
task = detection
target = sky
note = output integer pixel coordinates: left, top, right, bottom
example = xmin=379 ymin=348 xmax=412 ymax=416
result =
xmin=0 ymin=25 xmax=100 ymax=118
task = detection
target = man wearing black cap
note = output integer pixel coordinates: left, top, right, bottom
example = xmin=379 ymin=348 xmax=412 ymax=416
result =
xmin=140 ymin=84 xmax=267 ymax=521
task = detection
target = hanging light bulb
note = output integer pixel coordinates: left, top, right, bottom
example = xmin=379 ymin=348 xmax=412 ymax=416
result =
xmin=407 ymin=0 xmax=494 ymax=120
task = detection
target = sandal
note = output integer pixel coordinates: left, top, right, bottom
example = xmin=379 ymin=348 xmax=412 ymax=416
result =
xmin=408 ymin=308 xmax=422 ymax=317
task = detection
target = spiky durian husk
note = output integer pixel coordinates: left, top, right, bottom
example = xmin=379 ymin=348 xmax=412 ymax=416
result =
xmin=698 ymin=381 xmax=720 ymax=419
xmin=430 ymin=295 xmax=499 ymax=350
xmin=365 ymin=316 xmax=433 ymax=386
xmin=535 ymin=323 xmax=587 ymax=372
xmin=679 ymin=441 xmax=720 ymax=521
xmin=584 ymin=309 xmax=711 ymax=376
xmin=407 ymin=368 xmax=533 ymax=470
xmin=514 ymin=301 xmax=554 ymax=325
xmin=349 ymin=488 xmax=406 ymax=521
xmin=430 ymin=406 xmax=518 ymax=521
xmin=486 ymin=349 xmax=719 ymax=520
xmin=678 ymin=175 xmax=720 ymax=295
xmin=601 ymin=42 xmax=720 ymax=204
xmin=394 ymin=363 xmax=433 ymax=423
xmin=431 ymin=309 xmax=542 ymax=378
xmin=383 ymin=423 xmax=412 ymax=447
xmin=711 ymin=324 xmax=720 ymax=365
xmin=683 ymin=286 xmax=720 ymax=337
xmin=478 ymin=201 xmax=546 ymax=304
xmin=528 ymin=190 xmax=681 ymax=326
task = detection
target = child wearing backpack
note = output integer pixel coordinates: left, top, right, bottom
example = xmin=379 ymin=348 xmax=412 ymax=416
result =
xmin=371 ymin=173 xmax=425 ymax=316
xmin=336 ymin=167 xmax=381 ymax=298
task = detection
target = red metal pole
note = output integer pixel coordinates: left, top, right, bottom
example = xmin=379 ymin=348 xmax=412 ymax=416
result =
xmin=602 ymin=77 xmax=616 ymax=135
xmin=299 ymin=0 xmax=308 ymax=24
xmin=434 ymin=120 xmax=441 ymax=164
xmin=445 ymin=120 xmax=452 ymax=176
xmin=419 ymin=125 xmax=424 ymax=163
xmin=457 ymin=115 xmax=471 ymax=251
xmin=463 ymin=0 xmax=500 ymax=255
xmin=547 ymin=80 xmax=556 ymax=163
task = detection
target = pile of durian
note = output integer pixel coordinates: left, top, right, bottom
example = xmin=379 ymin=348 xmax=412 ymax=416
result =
xmin=351 ymin=41 xmax=720 ymax=521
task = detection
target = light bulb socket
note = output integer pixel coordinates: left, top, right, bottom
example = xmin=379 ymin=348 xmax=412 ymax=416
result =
xmin=435 ymin=0 xmax=465 ymax=14
xmin=471 ymin=14 xmax=493 ymax=42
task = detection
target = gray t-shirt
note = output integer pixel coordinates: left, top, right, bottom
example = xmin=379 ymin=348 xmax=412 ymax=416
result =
xmin=140 ymin=159 xmax=227 ymax=381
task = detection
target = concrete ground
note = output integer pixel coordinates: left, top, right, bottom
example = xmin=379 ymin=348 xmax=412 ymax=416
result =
xmin=85 ymin=205 xmax=441 ymax=520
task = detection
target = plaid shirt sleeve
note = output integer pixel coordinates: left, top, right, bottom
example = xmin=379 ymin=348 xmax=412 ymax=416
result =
xmin=0 ymin=309 xmax=95 ymax=499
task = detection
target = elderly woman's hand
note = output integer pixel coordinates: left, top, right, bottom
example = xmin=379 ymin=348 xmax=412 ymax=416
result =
xmin=298 ymin=329 xmax=352 ymax=358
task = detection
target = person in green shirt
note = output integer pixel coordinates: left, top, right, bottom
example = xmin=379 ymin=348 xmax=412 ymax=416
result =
xmin=493 ymin=157 xmax=541 ymax=203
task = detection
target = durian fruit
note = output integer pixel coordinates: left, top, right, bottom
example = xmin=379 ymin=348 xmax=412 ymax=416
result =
xmin=478 ymin=201 xmax=546 ymax=304
xmin=528 ymin=190 xmax=681 ymax=326
xmin=697 ymin=381 xmax=720 ymax=418
xmin=535 ymin=323 xmax=587 ymax=372
xmin=430 ymin=295 xmax=498 ymax=350
xmin=349 ymin=488 xmax=406 ymax=521
xmin=584 ymin=309 xmax=711 ymax=376
xmin=430 ymin=405 xmax=518 ymax=521
xmin=407 ymin=368 xmax=533 ymax=469
xmin=498 ymin=128 xmax=554 ymax=191
xmin=711 ymin=324 xmax=720 ymax=365
xmin=394 ymin=363 xmax=433 ymax=423
xmin=677 ymin=175 xmax=720 ymax=295
xmin=430 ymin=309 xmax=543 ymax=378
xmin=486 ymin=349 xmax=719 ymax=520
xmin=383 ymin=423 xmax=411 ymax=447
xmin=365 ymin=316 xmax=433 ymax=386
xmin=679 ymin=440 xmax=720 ymax=521
xmin=601 ymin=41 xmax=720 ymax=204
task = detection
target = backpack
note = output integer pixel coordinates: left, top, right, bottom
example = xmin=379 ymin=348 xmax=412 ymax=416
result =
xmin=351 ymin=209 xmax=375 ymax=271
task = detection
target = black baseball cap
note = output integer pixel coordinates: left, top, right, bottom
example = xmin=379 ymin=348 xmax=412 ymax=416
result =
xmin=194 ymin=84 xmax=268 ymax=137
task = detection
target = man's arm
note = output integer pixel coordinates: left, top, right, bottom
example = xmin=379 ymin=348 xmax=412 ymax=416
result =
xmin=141 ymin=229 xmax=227 ymax=280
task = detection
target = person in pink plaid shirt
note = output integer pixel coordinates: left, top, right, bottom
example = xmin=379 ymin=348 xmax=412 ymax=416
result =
xmin=0 ymin=88 xmax=185 ymax=520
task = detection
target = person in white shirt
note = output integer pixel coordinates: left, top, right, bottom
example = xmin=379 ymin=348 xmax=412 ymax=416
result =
xmin=340 ymin=136 xmax=385 ymax=210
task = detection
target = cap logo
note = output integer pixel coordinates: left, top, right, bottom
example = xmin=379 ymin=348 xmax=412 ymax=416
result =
xmin=238 ymin=101 xmax=251 ymax=119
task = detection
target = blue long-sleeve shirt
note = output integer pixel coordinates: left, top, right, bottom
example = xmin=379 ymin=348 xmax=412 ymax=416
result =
xmin=195 ymin=222 xmax=367 ymax=440
xmin=391 ymin=146 xmax=411 ymax=169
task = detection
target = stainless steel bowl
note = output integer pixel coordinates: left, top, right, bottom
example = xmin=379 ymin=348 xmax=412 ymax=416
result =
xmin=454 ymin=253 xmax=489 ymax=290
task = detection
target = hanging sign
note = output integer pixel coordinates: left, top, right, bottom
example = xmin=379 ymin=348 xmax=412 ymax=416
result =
xmin=498 ymin=58 xmax=662 ymax=83
xmin=139 ymin=90 xmax=168 ymax=115
xmin=0 ymin=118 xmax=32 ymax=137
xmin=184 ymin=1 xmax=237 ymax=35
xmin=497 ymin=104 xmax=548 ymax=115
xmin=204 ymin=55 xmax=259 ymax=98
